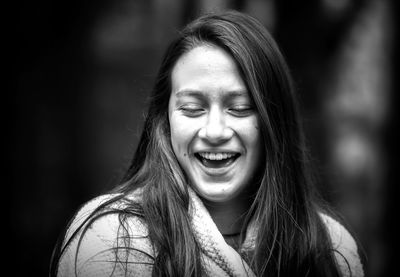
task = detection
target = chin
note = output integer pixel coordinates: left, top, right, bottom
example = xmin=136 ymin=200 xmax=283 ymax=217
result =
xmin=192 ymin=182 xmax=243 ymax=203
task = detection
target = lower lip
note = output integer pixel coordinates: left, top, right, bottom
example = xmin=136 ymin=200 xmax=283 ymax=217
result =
xmin=195 ymin=155 xmax=239 ymax=176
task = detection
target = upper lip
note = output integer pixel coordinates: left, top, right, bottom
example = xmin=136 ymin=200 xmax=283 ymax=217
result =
xmin=193 ymin=149 xmax=241 ymax=161
xmin=197 ymin=152 xmax=238 ymax=160
xmin=196 ymin=150 xmax=239 ymax=154
xmin=193 ymin=147 xmax=241 ymax=154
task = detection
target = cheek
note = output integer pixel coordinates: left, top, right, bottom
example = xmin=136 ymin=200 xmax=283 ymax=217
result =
xmin=169 ymin=115 xmax=198 ymax=155
xmin=170 ymin=122 xmax=184 ymax=154
xmin=235 ymin=117 xmax=262 ymax=150
xmin=251 ymin=123 xmax=262 ymax=148
xmin=248 ymin=133 xmax=262 ymax=158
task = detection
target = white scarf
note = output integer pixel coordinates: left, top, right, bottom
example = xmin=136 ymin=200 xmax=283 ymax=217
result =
xmin=187 ymin=188 xmax=256 ymax=277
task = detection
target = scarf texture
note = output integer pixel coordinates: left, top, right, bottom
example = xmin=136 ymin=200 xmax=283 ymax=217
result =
xmin=57 ymin=187 xmax=364 ymax=277
xmin=187 ymin=188 xmax=256 ymax=276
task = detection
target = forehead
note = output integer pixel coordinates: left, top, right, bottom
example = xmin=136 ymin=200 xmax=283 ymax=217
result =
xmin=173 ymin=44 xmax=236 ymax=73
xmin=170 ymin=44 xmax=248 ymax=99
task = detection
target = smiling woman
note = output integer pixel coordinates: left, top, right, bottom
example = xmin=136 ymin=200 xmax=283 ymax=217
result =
xmin=169 ymin=45 xmax=262 ymax=207
xmin=50 ymin=10 xmax=364 ymax=277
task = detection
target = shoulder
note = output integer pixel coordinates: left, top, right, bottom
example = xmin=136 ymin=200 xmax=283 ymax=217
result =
xmin=63 ymin=194 xmax=118 ymax=242
xmin=319 ymin=213 xmax=365 ymax=277
xmin=57 ymin=192 xmax=154 ymax=277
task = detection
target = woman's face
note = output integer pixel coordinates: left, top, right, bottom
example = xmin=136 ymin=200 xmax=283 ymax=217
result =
xmin=168 ymin=44 xmax=262 ymax=203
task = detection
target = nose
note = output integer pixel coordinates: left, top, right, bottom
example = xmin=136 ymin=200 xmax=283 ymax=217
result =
xmin=198 ymin=108 xmax=233 ymax=144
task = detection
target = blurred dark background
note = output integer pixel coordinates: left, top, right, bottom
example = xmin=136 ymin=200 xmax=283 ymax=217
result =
xmin=11 ymin=0 xmax=398 ymax=276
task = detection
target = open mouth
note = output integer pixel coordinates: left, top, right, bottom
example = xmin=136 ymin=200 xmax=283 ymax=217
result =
xmin=195 ymin=152 xmax=240 ymax=168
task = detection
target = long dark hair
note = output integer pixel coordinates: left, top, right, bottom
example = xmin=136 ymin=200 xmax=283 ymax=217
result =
xmin=51 ymin=11 xmax=344 ymax=277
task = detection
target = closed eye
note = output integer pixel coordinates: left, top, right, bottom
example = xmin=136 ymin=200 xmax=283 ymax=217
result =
xmin=179 ymin=105 xmax=205 ymax=117
xmin=227 ymin=105 xmax=254 ymax=117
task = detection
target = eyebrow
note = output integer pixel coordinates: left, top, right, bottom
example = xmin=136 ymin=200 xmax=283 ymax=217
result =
xmin=175 ymin=89 xmax=248 ymax=98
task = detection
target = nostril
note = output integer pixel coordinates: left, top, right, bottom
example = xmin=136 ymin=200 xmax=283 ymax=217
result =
xmin=198 ymin=125 xmax=233 ymax=143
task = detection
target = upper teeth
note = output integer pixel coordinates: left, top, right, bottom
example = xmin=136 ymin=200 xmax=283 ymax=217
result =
xmin=198 ymin=152 xmax=236 ymax=160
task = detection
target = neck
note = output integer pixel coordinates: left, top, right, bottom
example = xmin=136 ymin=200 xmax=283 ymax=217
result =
xmin=202 ymin=195 xmax=252 ymax=235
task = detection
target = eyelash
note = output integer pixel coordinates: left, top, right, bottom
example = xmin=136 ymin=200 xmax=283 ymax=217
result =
xmin=179 ymin=105 xmax=254 ymax=117
xmin=179 ymin=105 xmax=205 ymax=117
xmin=228 ymin=105 xmax=253 ymax=116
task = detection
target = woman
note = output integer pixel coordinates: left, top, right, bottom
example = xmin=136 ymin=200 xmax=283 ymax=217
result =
xmin=51 ymin=11 xmax=364 ymax=277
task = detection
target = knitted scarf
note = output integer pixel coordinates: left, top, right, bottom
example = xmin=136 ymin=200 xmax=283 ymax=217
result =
xmin=59 ymin=188 xmax=363 ymax=276
xmin=187 ymin=187 xmax=256 ymax=277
